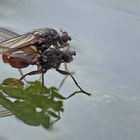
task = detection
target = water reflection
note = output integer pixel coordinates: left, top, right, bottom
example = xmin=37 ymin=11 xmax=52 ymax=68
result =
xmin=0 ymin=78 xmax=88 ymax=129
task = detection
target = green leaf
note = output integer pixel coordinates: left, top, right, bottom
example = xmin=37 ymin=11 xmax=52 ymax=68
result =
xmin=50 ymin=100 xmax=64 ymax=112
xmin=47 ymin=110 xmax=60 ymax=118
xmin=24 ymin=81 xmax=49 ymax=95
xmin=2 ymin=87 xmax=27 ymax=99
xmin=51 ymin=91 xmax=66 ymax=99
xmin=2 ymin=78 xmax=24 ymax=87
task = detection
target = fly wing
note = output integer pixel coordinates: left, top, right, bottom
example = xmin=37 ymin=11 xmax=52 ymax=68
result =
xmin=0 ymin=33 xmax=37 ymax=54
xmin=0 ymin=106 xmax=12 ymax=118
xmin=0 ymin=27 xmax=19 ymax=42
xmin=9 ymin=50 xmax=39 ymax=63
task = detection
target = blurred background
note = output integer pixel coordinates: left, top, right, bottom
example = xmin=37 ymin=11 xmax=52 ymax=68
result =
xmin=0 ymin=0 xmax=140 ymax=140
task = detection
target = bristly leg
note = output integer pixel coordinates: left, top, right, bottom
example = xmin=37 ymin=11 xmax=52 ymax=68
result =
xmin=19 ymin=69 xmax=45 ymax=94
xmin=56 ymin=69 xmax=91 ymax=96
xmin=58 ymin=63 xmax=75 ymax=90
xmin=19 ymin=70 xmax=42 ymax=81
xmin=18 ymin=68 xmax=32 ymax=83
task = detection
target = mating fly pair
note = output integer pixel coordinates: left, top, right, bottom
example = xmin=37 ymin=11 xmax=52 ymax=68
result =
xmin=0 ymin=27 xmax=91 ymax=96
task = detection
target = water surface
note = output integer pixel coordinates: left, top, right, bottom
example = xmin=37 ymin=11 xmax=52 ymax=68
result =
xmin=0 ymin=0 xmax=140 ymax=140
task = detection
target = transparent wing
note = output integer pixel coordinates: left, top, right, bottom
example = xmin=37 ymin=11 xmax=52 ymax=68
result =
xmin=0 ymin=105 xmax=12 ymax=118
xmin=0 ymin=28 xmax=18 ymax=117
xmin=0 ymin=27 xmax=19 ymax=42
xmin=0 ymin=29 xmax=37 ymax=117
xmin=0 ymin=33 xmax=37 ymax=54
xmin=9 ymin=50 xmax=38 ymax=63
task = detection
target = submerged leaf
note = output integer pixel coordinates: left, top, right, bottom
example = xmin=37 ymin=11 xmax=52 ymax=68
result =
xmin=2 ymin=78 xmax=24 ymax=87
xmin=51 ymin=91 xmax=66 ymax=99
xmin=47 ymin=110 xmax=60 ymax=118
xmin=0 ymin=76 xmax=87 ymax=129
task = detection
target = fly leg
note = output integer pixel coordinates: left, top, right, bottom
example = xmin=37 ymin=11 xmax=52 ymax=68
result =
xmin=19 ymin=69 xmax=45 ymax=94
xmin=19 ymin=69 xmax=43 ymax=81
xmin=58 ymin=63 xmax=75 ymax=90
xmin=56 ymin=69 xmax=91 ymax=96
xmin=18 ymin=68 xmax=30 ymax=83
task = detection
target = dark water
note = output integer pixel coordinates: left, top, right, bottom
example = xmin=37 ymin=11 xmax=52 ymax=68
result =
xmin=0 ymin=0 xmax=140 ymax=140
